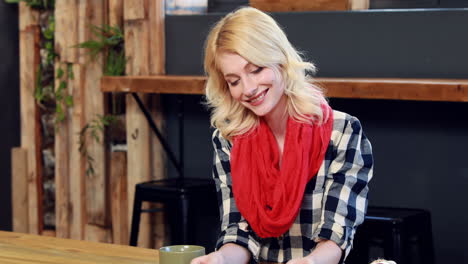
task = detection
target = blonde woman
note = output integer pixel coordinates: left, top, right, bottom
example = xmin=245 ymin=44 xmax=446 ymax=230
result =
xmin=192 ymin=7 xmax=373 ymax=264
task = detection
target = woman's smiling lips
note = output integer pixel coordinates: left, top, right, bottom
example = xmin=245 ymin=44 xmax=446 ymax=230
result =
xmin=246 ymin=89 xmax=269 ymax=106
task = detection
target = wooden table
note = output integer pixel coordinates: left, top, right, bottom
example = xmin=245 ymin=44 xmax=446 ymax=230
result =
xmin=0 ymin=231 xmax=158 ymax=263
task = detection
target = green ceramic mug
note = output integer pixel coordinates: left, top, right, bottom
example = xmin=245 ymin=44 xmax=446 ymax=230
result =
xmin=159 ymin=245 xmax=205 ymax=264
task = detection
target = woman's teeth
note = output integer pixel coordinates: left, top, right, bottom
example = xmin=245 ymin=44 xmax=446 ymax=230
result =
xmin=250 ymin=90 xmax=267 ymax=103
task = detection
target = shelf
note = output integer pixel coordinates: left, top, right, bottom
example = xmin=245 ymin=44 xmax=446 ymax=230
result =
xmin=101 ymin=75 xmax=468 ymax=102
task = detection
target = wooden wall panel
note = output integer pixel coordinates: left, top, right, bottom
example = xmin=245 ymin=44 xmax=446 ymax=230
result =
xmin=19 ymin=2 xmax=39 ymax=31
xmin=349 ymin=0 xmax=370 ymax=9
xmin=148 ymin=0 xmax=167 ymax=248
xmin=76 ymin=0 xmax=110 ymax=231
xmin=85 ymin=224 xmax=113 ymax=243
xmin=69 ymin=64 xmax=86 ymax=240
xmin=124 ymin=0 xmax=147 ymax=21
xmin=110 ymin=151 xmax=128 ymax=245
xmin=124 ymin=0 xmax=152 ymax=248
xmin=55 ymin=0 xmax=78 ymax=63
xmin=149 ymin=0 xmax=165 ymax=76
xmin=11 ymin=148 xmax=29 ymax=234
xmin=55 ymin=62 xmax=71 ymax=239
xmin=249 ymin=0 xmax=369 ymax=11
xmin=19 ymin=2 xmax=42 ymax=234
xmin=109 ymin=0 xmax=124 ymax=28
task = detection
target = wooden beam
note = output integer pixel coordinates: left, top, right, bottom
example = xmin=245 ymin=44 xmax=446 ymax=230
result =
xmin=19 ymin=2 xmax=39 ymax=31
xmin=109 ymin=0 xmax=124 ymax=28
xmin=124 ymin=0 xmax=147 ymax=21
xmin=149 ymin=0 xmax=165 ymax=75
xmin=101 ymin=75 xmax=468 ymax=102
xmin=318 ymin=78 xmax=468 ymax=102
xmin=19 ymin=24 xmax=42 ymax=235
xmin=101 ymin=75 xmax=206 ymax=94
xmin=110 ymin=151 xmax=128 ymax=245
xmin=349 ymin=0 xmax=369 ymax=10
xmin=11 ymin=148 xmax=29 ymax=234
xmin=55 ymin=0 xmax=78 ymax=63
xmin=124 ymin=0 xmax=153 ymax=248
xmin=79 ymin=0 xmax=110 ymax=231
xmin=148 ymin=0 xmax=167 ymax=249
xmin=69 ymin=64 xmax=86 ymax=240
xmin=55 ymin=61 xmax=71 ymax=239
xmin=249 ymin=0 xmax=369 ymax=12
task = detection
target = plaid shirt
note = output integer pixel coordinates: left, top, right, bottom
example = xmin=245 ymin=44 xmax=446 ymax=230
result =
xmin=211 ymin=110 xmax=374 ymax=263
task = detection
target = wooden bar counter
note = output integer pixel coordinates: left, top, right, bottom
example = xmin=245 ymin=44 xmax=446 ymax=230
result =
xmin=0 ymin=231 xmax=158 ymax=263
xmin=101 ymin=75 xmax=468 ymax=102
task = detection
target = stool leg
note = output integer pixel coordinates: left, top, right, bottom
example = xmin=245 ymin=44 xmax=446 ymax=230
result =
xmin=391 ymin=226 xmax=403 ymax=264
xmin=129 ymin=191 xmax=143 ymax=246
xmin=179 ymin=194 xmax=190 ymax=244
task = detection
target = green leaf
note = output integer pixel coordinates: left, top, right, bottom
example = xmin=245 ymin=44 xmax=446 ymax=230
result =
xmin=56 ymin=67 xmax=64 ymax=79
xmin=67 ymin=64 xmax=74 ymax=80
xmin=65 ymin=95 xmax=74 ymax=107
xmin=59 ymin=80 xmax=67 ymax=90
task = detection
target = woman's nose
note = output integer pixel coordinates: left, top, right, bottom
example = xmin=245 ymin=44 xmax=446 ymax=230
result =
xmin=242 ymin=78 xmax=257 ymax=98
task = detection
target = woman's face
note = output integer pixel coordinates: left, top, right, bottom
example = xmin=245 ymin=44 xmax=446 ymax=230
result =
xmin=217 ymin=52 xmax=286 ymax=119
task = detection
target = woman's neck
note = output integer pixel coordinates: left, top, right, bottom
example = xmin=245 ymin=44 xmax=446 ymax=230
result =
xmin=264 ymin=95 xmax=288 ymax=136
xmin=264 ymin=95 xmax=288 ymax=161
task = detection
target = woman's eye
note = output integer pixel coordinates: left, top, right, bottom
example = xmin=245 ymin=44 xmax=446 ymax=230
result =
xmin=252 ymin=67 xmax=264 ymax=74
xmin=229 ymin=80 xmax=239 ymax=86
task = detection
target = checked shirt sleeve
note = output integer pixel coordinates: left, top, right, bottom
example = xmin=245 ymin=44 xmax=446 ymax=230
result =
xmin=211 ymin=130 xmax=261 ymax=262
xmin=312 ymin=114 xmax=374 ymax=258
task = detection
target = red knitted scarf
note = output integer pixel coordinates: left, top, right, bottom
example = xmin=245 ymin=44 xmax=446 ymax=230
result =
xmin=230 ymin=105 xmax=333 ymax=238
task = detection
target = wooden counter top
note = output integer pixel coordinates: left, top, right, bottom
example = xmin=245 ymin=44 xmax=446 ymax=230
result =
xmin=0 ymin=231 xmax=158 ymax=264
xmin=101 ymin=75 xmax=468 ymax=102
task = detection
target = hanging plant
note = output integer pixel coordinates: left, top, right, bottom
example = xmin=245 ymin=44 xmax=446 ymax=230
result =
xmin=74 ymin=24 xmax=126 ymax=176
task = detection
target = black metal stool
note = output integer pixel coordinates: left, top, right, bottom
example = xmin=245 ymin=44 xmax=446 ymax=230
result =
xmin=348 ymin=206 xmax=435 ymax=264
xmin=129 ymin=177 xmax=216 ymax=246
xmin=127 ymin=94 xmax=220 ymax=247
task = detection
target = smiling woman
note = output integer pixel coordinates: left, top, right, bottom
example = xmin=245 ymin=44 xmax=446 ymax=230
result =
xmin=216 ymin=52 xmax=286 ymax=122
xmin=193 ymin=7 xmax=374 ymax=264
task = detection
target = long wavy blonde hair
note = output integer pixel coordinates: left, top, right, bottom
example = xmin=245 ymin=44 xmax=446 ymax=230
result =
xmin=204 ymin=7 xmax=329 ymax=140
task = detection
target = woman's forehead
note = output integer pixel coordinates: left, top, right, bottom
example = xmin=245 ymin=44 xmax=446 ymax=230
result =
xmin=217 ymin=52 xmax=252 ymax=75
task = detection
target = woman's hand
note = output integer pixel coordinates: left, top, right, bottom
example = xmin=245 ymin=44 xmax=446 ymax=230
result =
xmin=190 ymin=251 xmax=225 ymax=264
xmin=190 ymin=243 xmax=250 ymax=264
xmin=286 ymin=257 xmax=314 ymax=264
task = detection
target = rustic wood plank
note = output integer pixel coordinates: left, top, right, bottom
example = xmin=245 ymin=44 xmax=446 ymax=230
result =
xmin=41 ymin=230 xmax=56 ymax=237
xmin=349 ymin=0 xmax=370 ymax=10
xmin=101 ymin=75 xmax=206 ymax=94
xmin=19 ymin=2 xmax=39 ymax=32
xmin=123 ymin=0 xmax=147 ymax=20
xmin=317 ymin=78 xmax=468 ymax=102
xmin=124 ymin=3 xmax=153 ymax=247
xmin=101 ymin=75 xmax=468 ymax=102
xmin=77 ymin=0 xmax=110 ymax=229
xmin=109 ymin=0 xmax=124 ymax=28
xmin=250 ymin=0 xmax=350 ymax=12
xmin=11 ymin=148 xmax=29 ymax=234
xmin=148 ymin=0 xmax=167 ymax=248
xmin=110 ymin=151 xmax=128 ymax=245
xmin=124 ymin=21 xmax=150 ymax=76
xmin=125 ymin=93 xmax=153 ymax=248
xmin=69 ymin=64 xmax=86 ymax=240
xmin=85 ymin=224 xmax=113 ymax=243
xmin=148 ymin=0 xmax=165 ymax=75
xmin=149 ymin=95 xmax=167 ymax=249
xmin=55 ymin=61 xmax=71 ymax=239
xmin=19 ymin=27 xmax=42 ymax=235
xmin=55 ymin=0 xmax=79 ymax=63
xmin=0 ymin=231 xmax=157 ymax=264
